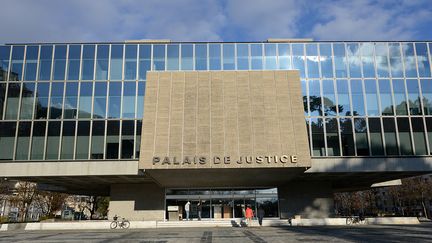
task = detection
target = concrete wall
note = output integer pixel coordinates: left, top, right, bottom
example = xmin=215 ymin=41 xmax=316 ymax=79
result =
xmin=278 ymin=181 xmax=334 ymax=219
xmin=109 ymin=183 xmax=165 ymax=221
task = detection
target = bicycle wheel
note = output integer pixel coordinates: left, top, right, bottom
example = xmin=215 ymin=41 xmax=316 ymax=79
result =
xmin=346 ymin=217 xmax=353 ymax=225
xmin=110 ymin=221 xmax=118 ymax=229
xmin=122 ymin=220 xmax=130 ymax=229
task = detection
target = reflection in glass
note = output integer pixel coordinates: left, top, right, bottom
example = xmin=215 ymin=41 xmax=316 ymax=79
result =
xmin=337 ymin=79 xmax=351 ymax=116
xmin=16 ymin=122 xmax=31 ymax=160
xmin=10 ymin=46 xmax=24 ymax=81
xmin=278 ymin=44 xmax=290 ymax=69
xmin=53 ymin=45 xmax=67 ymax=80
xmin=106 ymin=121 xmax=119 ymax=159
xmin=31 ymin=121 xmax=46 ymax=160
xmin=392 ymin=79 xmax=408 ymax=115
xmin=81 ymin=45 xmax=95 ymax=80
xmin=223 ymin=44 xmax=235 ymax=70
xmin=96 ymin=45 xmax=109 ymax=80
xmin=389 ymin=43 xmax=403 ymax=77
xmin=181 ymin=44 xmax=193 ymax=70
xmin=5 ymin=83 xmax=21 ymax=119
xmin=110 ymin=45 xmax=123 ymax=80
xmin=0 ymin=122 xmax=16 ymax=160
xmin=93 ymin=82 xmax=107 ymax=118
xmin=383 ymin=118 xmax=398 ymax=155
xmin=209 ymin=44 xmax=221 ymax=70
xmin=67 ymin=45 xmax=81 ymax=80
xmin=397 ymin=118 xmax=413 ymax=155
xmin=264 ymin=44 xmax=277 ymax=70
xmin=406 ymin=79 xmax=422 ymax=115
xmin=311 ymin=118 xmax=325 ymax=156
xmin=364 ymin=79 xmax=379 ymax=116
xmin=347 ymin=43 xmax=361 ymax=78
xmin=35 ymin=82 xmax=50 ymax=119
xmin=301 ymin=79 xmax=307 ymax=115
xmin=415 ymin=43 xmax=431 ymax=77
xmin=139 ymin=45 xmax=151 ymax=80
xmin=322 ymin=79 xmax=337 ymax=116
xmin=375 ymin=43 xmax=390 ymax=78
xmin=49 ymin=82 xmax=64 ymax=119
xmin=325 ymin=118 xmax=340 ymax=156
xmin=308 ymin=80 xmax=321 ymax=116
xmin=167 ymin=45 xmax=179 ymax=70
xmin=46 ymin=121 xmax=61 ymax=160
xmin=251 ymin=44 xmax=263 ymax=70
xmin=24 ymin=46 xmax=38 ymax=81
xmin=354 ymin=118 xmax=369 ymax=156
xmin=78 ymin=82 xmax=93 ymax=118
xmin=378 ymin=79 xmax=393 ymax=115
xmin=361 ymin=43 xmax=375 ymax=78
xmin=237 ymin=44 xmax=249 ymax=70
xmin=306 ymin=44 xmax=319 ymax=78
xmin=0 ymin=46 xmax=10 ymax=81
xmin=108 ymin=82 xmax=121 ymax=118
xmin=124 ymin=45 xmax=137 ymax=80
xmin=411 ymin=117 xmax=427 ymax=155
xmin=0 ymin=83 xmax=6 ymax=118
xmin=292 ymin=44 xmax=305 ymax=78
xmin=195 ymin=44 xmax=207 ymax=70
xmin=136 ymin=82 xmax=145 ymax=118
xmin=122 ymin=82 xmax=136 ymax=118
xmin=39 ymin=46 xmax=53 ymax=80
xmin=350 ymin=79 xmax=365 ymax=116
xmin=20 ymin=83 xmax=36 ymax=119
xmin=368 ymin=118 xmax=384 ymax=155
xmin=319 ymin=44 xmax=333 ymax=78
xmin=135 ymin=121 xmax=142 ymax=158
xmin=425 ymin=118 xmax=432 ymax=155
xmin=64 ymin=82 xmax=78 ymax=119
xmin=153 ymin=45 xmax=165 ymax=71
xmin=91 ymin=120 xmax=105 ymax=159
xmin=421 ymin=79 xmax=432 ymax=115
xmin=401 ymin=43 xmax=417 ymax=77
xmin=340 ymin=118 xmax=355 ymax=156
xmin=61 ymin=121 xmax=75 ymax=159
xmin=333 ymin=43 xmax=347 ymax=78
xmin=121 ymin=120 xmax=134 ymax=159
xmin=76 ymin=121 xmax=90 ymax=159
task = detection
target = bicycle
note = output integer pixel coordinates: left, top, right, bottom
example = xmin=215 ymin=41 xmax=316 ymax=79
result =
xmin=110 ymin=215 xmax=130 ymax=229
xmin=346 ymin=215 xmax=366 ymax=225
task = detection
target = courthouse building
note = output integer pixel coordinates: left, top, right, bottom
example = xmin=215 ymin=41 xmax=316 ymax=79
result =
xmin=0 ymin=39 xmax=432 ymax=220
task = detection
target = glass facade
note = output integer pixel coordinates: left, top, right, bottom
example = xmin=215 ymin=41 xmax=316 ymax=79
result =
xmin=0 ymin=41 xmax=431 ymax=161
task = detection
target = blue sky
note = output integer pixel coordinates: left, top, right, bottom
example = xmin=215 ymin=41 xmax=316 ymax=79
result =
xmin=1 ymin=0 xmax=431 ymax=43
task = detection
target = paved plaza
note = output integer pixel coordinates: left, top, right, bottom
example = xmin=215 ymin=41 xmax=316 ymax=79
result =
xmin=1 ymin=223 xmax=431 ymax=243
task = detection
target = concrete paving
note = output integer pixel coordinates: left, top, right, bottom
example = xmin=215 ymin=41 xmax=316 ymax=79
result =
xmin=0 ymin=223 xmax=431 ymax=242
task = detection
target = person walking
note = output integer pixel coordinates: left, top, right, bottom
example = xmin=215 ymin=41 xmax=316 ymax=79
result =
xmin=257 ymin=206 xmax=265 ymax=226
xmin=197 ymin=201 xmax=202 ymax=221
xmin=185 ymin=201 xmax=191 ymax=220
xmin=245 ymin=205 xmax=254 ymax=226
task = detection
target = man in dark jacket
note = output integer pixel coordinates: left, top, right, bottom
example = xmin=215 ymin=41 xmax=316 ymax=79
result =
xmin=257 ymin=206 xmax=265 ymax=226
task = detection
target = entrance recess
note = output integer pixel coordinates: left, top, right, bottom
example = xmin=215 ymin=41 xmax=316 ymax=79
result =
xmin=165 ymin=188 xmax=279 ymax=220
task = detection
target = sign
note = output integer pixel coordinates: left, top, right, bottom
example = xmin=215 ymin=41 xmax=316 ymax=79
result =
xmin=152 ymin=155 xmax=298 ymax=165
xmin=167 ymin=206 xmax=179 ymax=211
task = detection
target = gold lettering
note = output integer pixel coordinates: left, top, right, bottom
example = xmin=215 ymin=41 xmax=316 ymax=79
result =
xmin=214 ymin=156 xmax=221 ymax=164
xmin=256 ymin=156 xmax=263 ymax=164
xmin=245 ymin=156 xmax=253 ymax=164
xmin=199 ymin=156 xmax=206 ymax=164
xmin=224 ymin=156 xmax=231 ymax=164
xmin=290 ymin=155 xmax=298 ymax=163
xmin=162 ymin=157 xmax=171 ymax=165
xmin=183 ymin=156 xmax=191 ymax=164
xmin=153 ymin=157 xmax=160 ymax=165
xmin=173 ymin=157 xmax=180 ymax=165
xmin=280 ymin=155 xmax=289 ymax=163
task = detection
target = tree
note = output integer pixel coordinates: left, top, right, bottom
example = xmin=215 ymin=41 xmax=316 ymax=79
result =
xmin=34 ymin=191 xmax=68 ymax=218
xmin=8 ymin=181 xmax=38 ymax=221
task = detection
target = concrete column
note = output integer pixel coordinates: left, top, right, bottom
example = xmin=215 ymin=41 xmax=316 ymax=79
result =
xmin=109 ymin=183 xmax=165 ymax=221
xmin=278 ymin=181 xmax=334 ymax=219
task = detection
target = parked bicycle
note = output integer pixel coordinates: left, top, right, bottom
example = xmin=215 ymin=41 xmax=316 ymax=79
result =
xmin=110 ymin=215 xmax=130 ymax=229
xmin=346 ymin=215 xmax=366 ymax=225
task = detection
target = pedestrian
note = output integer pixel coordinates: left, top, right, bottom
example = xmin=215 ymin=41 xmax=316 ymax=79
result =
xmin=257 ymin=206 xmax=265 ymax=226
xmin=185 ymin=201 xmax=191 ymax=220
xmin=197 ymin=201 xmax=202 ymax=220
xmin=245 ymin=205 xmax=254 ymax=226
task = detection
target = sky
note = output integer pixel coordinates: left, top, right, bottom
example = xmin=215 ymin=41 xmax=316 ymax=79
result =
xmin=1 ymin=0 xmax=431 ymax=43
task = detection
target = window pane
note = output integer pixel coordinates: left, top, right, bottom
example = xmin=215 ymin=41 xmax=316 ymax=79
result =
xmin=368 ymin=118 xmax=384 ymax=155
xmin=139 ymin=45 xmax=151 ymax=80
xmin=136 ymin=82 xmax=145 ymax=118
xmin=378 ymin=79 xmax=394 ymax=115
xmin=16 ymin=122 xmax=31 ymax=160
xmin=106 ymin=121 xmax=119 ymax=159
xmin=31 ymin=121 xmax=46 ymax=160
xmin=319 ymin=44 xmax=333 ymax=78
xmin=416 ymin=43 xmax=431 ymax=77
xmin=301 ymin=79 xmax=307 ymax=116
xmin=364 ymin=79 xmax=379 ymax=116
xmin=91 ymin=120 xmax=105 ymax=159
xmin=167 ymin=44 xmax=179 ymax=70
xmin=264 ymin=44 xmax=277 ymax=70
xmin=411 ymin=117 xmax=427 ymax=155
xmin=0 ymin=122 xmax=16 ymax=160
xmin=93 ymin=82 xmax=107 ymax=118
xmin=49 ymin=83 xmax=63 ymax=119
xmin=425 ymin=118 xmax=432 ymax=155
xmin=121 ymin=120 xmax=134 ymax=159
xmin=421 ymin=79 xmax=432 ymax=115
xmin=76 ymin=121 xmax=90 ymax=159
xmin=108 ymin=82 xmax=121 ymax=118
xmin=392 ymin=79 xmax=408 ymax=115
xmin=20 ymin=83 xmax=36 ymax=119
xmin=354 ymin=118 xmax=369 ymax=155
xmin=96 ymin=45 xmax=109 ymax=80
xmin=333 ymin=43 xmax=348 ymax=78
xmin=311 ymin=118 xmax=325 ymax=156
xmin=24 ymin=46 xmax=38 ymax=81
xmin=325 ymin=118 xmax=340 ymax=156
xmin=39 ymin=46 xmax=53 ymax=80
xmin=195 ymin=44 xmax=207 ymax=70
xmin=61 ymin=121 xmax=75 ymax=159
xmin=389 ymin=43 xmax=403 ymax=77
xmin=5 ymin=83 xmax=21 ymax=119
xmin=209 ymin=44 xmax=221 ymax=70
xmin=306 ymin=44 xmax=319 ymax=78
xmin=350 ymin=79 xmax=365 ymax=116
xmin=251 ymin=44 xmax=263 ymax=70
xmin=383 ymin=118 xmax=398 ymax=155
xmin=64 ymin=82 xmax=78 ymax=119
xmin=401 ymin=43 xmax=417 ymax=77
xmin=347 ymin=43 xmax=361 ymax=78
xmin=10 ymin=46 xmax=24 ymax=81
xmin=78 ymin=82 xmax=93 ymax=118
xmin=122 ymin=82 xmax=136 ymax=118
xmin=181 ymin=44 xmax=193 ymax=70
xmin=81 ymin=45 xmax=95 ymax=80
xmin=406 ymin=79 xmax=422 ymax=115
xmin=35 ymin=82 xmax=49 ymax=119
xmin=222 ymin=44 xmax=235 ymax=70
xmin=237 ymin=44 xmax=249 ymax=70
xmin=336 ymin=79 xmax=351 ymax=116
xmin=397 ymin=118 xmax=413 ymax=155
xmin=292 ymin=44 xmax=305 ymax=78
xmin=322 ymin=79 xmax=336 ymax=116
xmin=67 ymin=45 xmax=81 ymax=80
xmin=124 ymin=45 xmax=137 ymax=80
xmin=278 ymin=44 xmax=290 ymax=70
xmin=53 ymin=45 xmax=66 ymax=80
xmin=153 ymin=44 xmax=165 ymax=71
xmin=0 ymin=46 xmax=10 ymax=81
xmin=110 ymin=45 xmax=123 ymax=80
xmin=46 ymin=121 xmax=61 ymax=160
xmin=360 ymin=43 xmax=375 ymax=78
xmin=375 ymin=43 xmax=390 ymax=78
xmin=308 ymin=80 xmax=321 ymax=116
xmin=340 ymin=118 xmax=355 ymax=156
xmin=135 ymin=121 xmax=142 ymax=158
xmin=0 ymin=83 xmax=6 ymax=119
